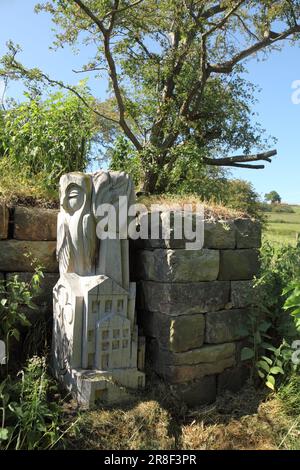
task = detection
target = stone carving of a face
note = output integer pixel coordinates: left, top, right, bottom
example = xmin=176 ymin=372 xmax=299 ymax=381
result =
xmin=57 ymin=173 xmax=96 ymax=276
xmin=63 ymin=183 xmax=85 ymax=214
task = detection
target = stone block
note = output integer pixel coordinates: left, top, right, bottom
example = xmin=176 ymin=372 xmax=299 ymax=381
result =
xmin=205 ymin=308 xmax=249 ymax=344
xmin=136 ymin=248 xmax=219 ymax=282
xmin=13 ymin=206 xmax=58 ymax=241
xmin=0 ymin=272 xmax=4 ymax=282
xmin=150 ymin=341 xmax=235 ymax=384
xmin=152 ymin=342 xmax=236 ymax=366
xmin=137 ymin=280 xmax=230 ymax=316
xmin=154 ymin=358 xmax=235 ymax=384
xmin=0 ymin=204 xmax=9 ymax=239
xmin=234 ymin=219 xmax=261 ymax=248
xmin=0 ymin=240 xmax=58 ymax=272
xmin=217 ymin=366 xmax=249 ymax=394
xmin=6 ymin=272 xmax=59 ymax=310
xmin=218 ymin=249 xmax=260 ymax=281
xmin=231 ymin=280 xmax=257 ymax=308
xmin=139 ymin=310 xmax=205 ymax=352
xmin=135 ymin=216 xmax=236 ymax=250
xmin=204 ymin=221 xmax=236 ymax=249
xmin=171 ymin=375 xmax=217 ymax=406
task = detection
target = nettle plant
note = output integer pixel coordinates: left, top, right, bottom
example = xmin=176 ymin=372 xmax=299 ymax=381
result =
xmin=0 ymin=262 xmax=43 ymax=365
xmin=241 ymin=242 xmax=300 ymax=391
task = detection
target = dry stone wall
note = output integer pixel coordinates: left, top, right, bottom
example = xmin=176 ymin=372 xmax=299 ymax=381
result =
xmin=135 ymin=217 xmax=261 ymax=406
xmin=0 ymin=202 xmax=261 ymax=406
xmin=0 ymin=203 xmax=59 ymax=319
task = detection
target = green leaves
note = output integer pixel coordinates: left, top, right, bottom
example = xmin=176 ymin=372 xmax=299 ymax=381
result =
xmin=0 ymin=86 xmax=98 ymax=192
xmin=241 ymin=347 xmax=255 ymax=361
xmin=0 ymin=267 xmax=43 ymax=363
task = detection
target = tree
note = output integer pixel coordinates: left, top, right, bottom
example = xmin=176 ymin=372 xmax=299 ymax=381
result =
xmin=265 ymin=190 xmax=281 ymax=204
xmin=2 ymin=1 xmax=300 ymax=193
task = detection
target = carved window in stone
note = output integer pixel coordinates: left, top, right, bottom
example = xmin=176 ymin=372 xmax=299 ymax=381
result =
xmin=92 ymin=300 xmax=99 ymax=314
xmin=102 ymin=342 xmax=109 ymax=351
xmin=102 ymin=330 xmax=109 ymax=340
xmin=112 ymin=340 xmax=120 ymax=350
xmin=117 ymin=299 xmax=124 ymax=313
xmin=123 ymin=329 xmax=129 ymax=338
xmin=101 ymin=353 xmax=109 ymax=370
xmin=105 ymin=300 xmax=112 ymax=313
xmin=113 ymin=329 xmax=120 ymax=339
xmin=122 ymin=339 xmax=129 ymax=349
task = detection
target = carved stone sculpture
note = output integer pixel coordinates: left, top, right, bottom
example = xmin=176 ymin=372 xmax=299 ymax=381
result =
xmin=52 ymin=170 xmax=145 ymax=407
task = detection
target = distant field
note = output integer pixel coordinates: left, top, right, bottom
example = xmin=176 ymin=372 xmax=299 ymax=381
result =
xmin=263 ymin=205 xmax=300 ymax=246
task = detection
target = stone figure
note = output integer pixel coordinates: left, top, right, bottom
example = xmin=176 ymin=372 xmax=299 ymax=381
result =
xmin=57 ymin=172 xmax=96 ymax=276
xmin=53 ymin=170 xmax=145 ymax=407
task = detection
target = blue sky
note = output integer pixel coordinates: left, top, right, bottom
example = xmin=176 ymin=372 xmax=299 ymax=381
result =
xmin=1 ymin=0 xmax=300 ymax=203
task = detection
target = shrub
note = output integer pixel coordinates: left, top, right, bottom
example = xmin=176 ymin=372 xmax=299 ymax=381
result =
xmin=0 ymin=269 xmax=77 ymax=450
xmin=0 ymin=265 xmax=43 ymax=366
xmin=0 ymin=356 xmax=79 ymax=450
xmin=0 ymin=87 xmax=97 ymax=195
xmin=241 ymin=242 xmax=300 ymax=389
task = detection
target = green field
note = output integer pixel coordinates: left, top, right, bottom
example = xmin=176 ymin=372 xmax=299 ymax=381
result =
xmin=263 ymin=205 xmax=300 ymax=246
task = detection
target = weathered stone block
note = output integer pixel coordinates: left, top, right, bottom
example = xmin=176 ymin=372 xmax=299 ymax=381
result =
xmin=154 ymin=358 xmax=235 ymax=384
xmin=152 ymin=342 xmax=236 ymax=366
xmin=171 ymin=375 xmax=217 ymax=406
xmin=137 ymin=280 xmax=230 ymax=316
xmin=0 ymin=240 xmax=58 ymax=272
xmin=204 ymin=221 xmax=236 ymax=249
xmin=136 ymin=248 xmax=219 ymax=282
xmin=14 ymin=207 xmax=58 ymax=241
xmin=218 ymin=249 xmax=260 ymax=281
xmin=217 ymin=366 xmax=249 ymax=394
xmin=205 ymin=308 xmax=249 ymax=344
xmin=231 ymin=280 xmax=257 ymax=308
xmin=139 ymin=310 xmax=205 ymax=352
xmin=135 ymin=216 xmax=236 ymax=250
xmin=234 ymin=219 xmax=261 ymax=248
xmin=0 ymin=272 xmax=4 ymax=282
xmin=0 ymin=204 xmax=9 ymax=239
xmin=6 ymin=272 xmax=59 ymax=310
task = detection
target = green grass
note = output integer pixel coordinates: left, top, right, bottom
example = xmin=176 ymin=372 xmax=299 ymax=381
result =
xmin=263 ymin=205 xmax=300 ymax=246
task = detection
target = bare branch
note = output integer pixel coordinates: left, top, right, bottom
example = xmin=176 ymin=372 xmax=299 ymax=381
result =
xmin=209 ymin=25 xmax=300 ymax=74
xmin=3 ymin=59 xmax=120 ymax=124
xmin=73 ymin=0 xmax=106 ymax=34
xmin=233 ymin=13 xmax=260 ymax=41
xmin=72 ymin=0 xmax=142 ymax=150
xmin=203 ymin=0 xmax=244 ymax=38
xmin=72 ymin=66 xmax=106 ymax=73
xmin=102 ymin=0 xmax=145 ymax=22
xmin=201 ymin=3 xmax=227 ymax=20
xmin=203 ymin=149 xmax=277 ymax=169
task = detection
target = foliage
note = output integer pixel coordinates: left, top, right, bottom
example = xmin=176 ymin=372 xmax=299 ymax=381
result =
xmin=109 ymin=135 xmax=142 ymax=187
xmin=283 ymin=280 xmax=300 ymax=334
xmin=0 ymin=269 xmax=78 ymax=450
xmin=0 ymin=356 xmax=76 ymax=449
xmin=4 ymin=1 xmax=298 ymax=191
xmin=220 ymin=179 xmax=263 ymax=220
xmin=241 ymin=242 xmax=300 ymax=390
xmin=278 ymin=374 xmax=300 ymax=417
xmin=265 ymin=191 xmax=281 ymax=204
xmin=0 ymin=88 xmax=97 ymax=192
xmin=0 ymin=265 xmax=43 ymax=364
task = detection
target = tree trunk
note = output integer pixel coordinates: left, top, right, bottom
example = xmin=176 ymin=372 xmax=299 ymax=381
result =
xmin=142 ymin=168 xmax=159 ymax=194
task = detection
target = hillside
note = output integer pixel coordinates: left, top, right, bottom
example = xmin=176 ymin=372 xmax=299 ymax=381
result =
xmin=263 ymin=205 xmax=300 ymax=246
